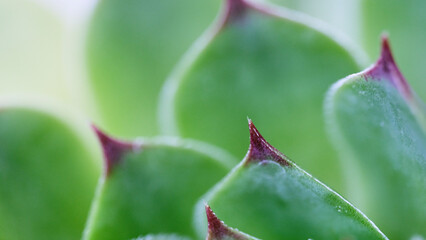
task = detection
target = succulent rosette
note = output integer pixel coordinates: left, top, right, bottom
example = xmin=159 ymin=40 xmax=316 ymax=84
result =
xmin=0 ymin=0 xmax=425 ymax=239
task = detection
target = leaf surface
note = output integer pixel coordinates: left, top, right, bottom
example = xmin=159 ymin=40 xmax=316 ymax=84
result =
xmin=194 ymin=120 xmax=387 ymax=240
xmin=0 ymin=107 xmax=100 ymax=239
xmin=160 ymin=0 xmax=362 ymax=191
xmin=87 ymin=0 xmax=220 ymax=137
xmin=325 ymin=37 xmax=426 ymax=239
xmin=84 ymin=129 xmax=237 ymax=240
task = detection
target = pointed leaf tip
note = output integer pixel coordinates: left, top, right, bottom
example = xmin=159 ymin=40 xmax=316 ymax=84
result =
xmin=246 ymin=119 xmax=290 ymax=166
xmin=224 ymin=0 xmax=248 ymax=23
xmin=379 ymin=35 xmax=393 ymax=63
xmin=92 ymin=125 xmax=136 ymax=176
xmin=364 ymin=36 xmax=412 ymax=98
xmin=206 ymin=204 xmax=250 ymax=240
xmin=205 ymin=204 xmax=226 ymax=238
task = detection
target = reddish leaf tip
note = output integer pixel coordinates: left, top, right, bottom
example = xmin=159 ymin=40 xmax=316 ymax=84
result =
xmin=246 ymin=119 xmax=290 ymax=166
xmin=206 ymin=204 xmax=225 ymax=239
xmin=92 ymin=125 xmax=136 ymax=176
xmin=224 ymin=0 xmax=248 ymax=23
xmin=205 ymin=204 xmax=248 ymax=240
xmin=380 ymin=34 xmax=392 ymax=61
xmin=364 ymin=35 xmax=412 ymax=99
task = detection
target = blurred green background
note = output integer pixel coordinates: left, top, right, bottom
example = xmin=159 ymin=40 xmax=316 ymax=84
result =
xmin=3 ymin=0 xmax=425 ymax=134
xmin=0 ymin=0 xmax=359 ymax=123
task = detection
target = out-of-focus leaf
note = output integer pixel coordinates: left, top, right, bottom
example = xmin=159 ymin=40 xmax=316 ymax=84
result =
xmin=269 ymin=0 xmax=362 ymax=44
xmin=0 ymin=107 xmax=100 ymax=239
xmin=194 ymin=120 xmax=387 ymax=240
xmin=205 ymin=205 xmax=259 ymax=240
xmin=362 ymin=0 xmax=426 ymax=100
xmin=86 ymin=0 xmax=220 ymax=138
xmin=0 ymin=0 xmax=67 ymax=101
xmin=0 ymin=0 xmax=100 ymax=114
xmin=325 ymin=37 xmax=426 ymax=239
xmin=83 ymin=129 xmax=237 ymax=240
xmin=160 ymin=0 xmax=363 ymax=191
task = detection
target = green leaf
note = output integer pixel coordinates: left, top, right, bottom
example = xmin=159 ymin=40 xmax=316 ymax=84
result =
xmin=205 ymin=204 xmax=259 ymax=240
xmin=194 ymin=120 xmax=387 ymax=240
xmin=160 ymin=0 xmax=363 ymax=191
xmin=325 ymin=37 xmax=426 ymax=239
xmin=83 ymin=128 xmax=237 ymax=240
xmin=362 ymin=0 xmax=426 ymax=100
xmin=0 ymin=107 xmax=100 ymax=239
xmin=87 ymin=0 xmax=220 ymax=137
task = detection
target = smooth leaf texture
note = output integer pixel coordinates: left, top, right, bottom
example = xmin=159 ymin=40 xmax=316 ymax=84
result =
xmin=87 ymin=0 xmax=220 ymax=138
xmin=0 ymin=107 xmax=100 ymax=240
xmin=194 ymin=121 xmax=387 ymax=240
xmin=325 ymin=38 xmax=426 ymax=239
xmin=84 ymin=129 xmax=237 ymax=240
xmin=362 ymin=0 xmax=426 ymax=100
xmin=205 ymin=205 xmax=259 ymax=240
xmin=160 ymin=0 xmax=363 ymax=191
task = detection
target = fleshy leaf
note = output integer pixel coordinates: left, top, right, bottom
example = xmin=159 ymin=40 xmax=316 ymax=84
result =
xmin=362 ymin=0 xmax=426 ymax=100
xmin=87 ymin=0 xmax=220 ymax=137
xmin=160 ymin=0 xmax=363 ymax=191
xmin=325 ymin=37 xmax=426 ymax=239
xmin=205 ymin=204 xmax=259 ymax=240
xmin=83 ymin=129 xmax=237 ymax=240
xmin=92 ymin=125 xmax=135 ymax=176
xmin=194 ymin=120 xmax=387 ymax=240
xmin=0 ymin=107 xmax=100 ymax=239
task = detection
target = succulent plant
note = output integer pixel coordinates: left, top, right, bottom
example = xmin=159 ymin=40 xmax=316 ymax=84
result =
xmin=1 ymin=0 xmax=425 ymax=239
xmin=325 ymin=37 xmax=426 ymax=239
xmin=158 ymin=0 xmax=361 ymax=192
